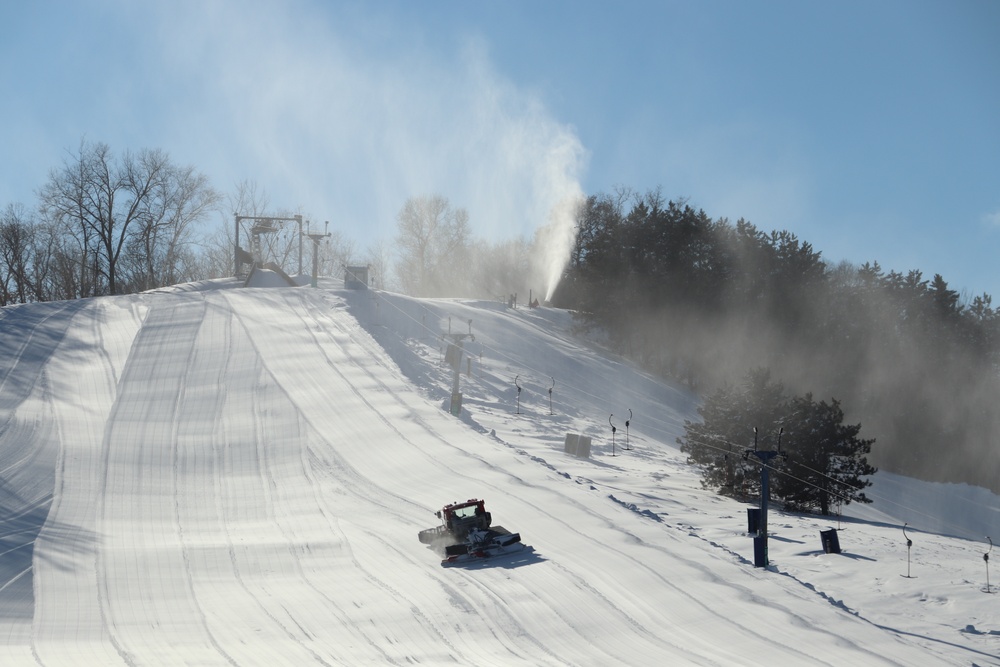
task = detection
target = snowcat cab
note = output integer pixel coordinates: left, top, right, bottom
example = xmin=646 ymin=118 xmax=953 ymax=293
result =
xmin=439 ymin=499 xmax=492 ymax=539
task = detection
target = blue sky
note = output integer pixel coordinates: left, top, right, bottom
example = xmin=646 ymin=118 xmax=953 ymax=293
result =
xmin=2 ymin=0 xmax=998 ymax=298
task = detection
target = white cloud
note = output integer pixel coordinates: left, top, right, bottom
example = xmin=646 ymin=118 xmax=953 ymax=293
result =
xmin=983 ymin=210 xmax=1000 ymax=229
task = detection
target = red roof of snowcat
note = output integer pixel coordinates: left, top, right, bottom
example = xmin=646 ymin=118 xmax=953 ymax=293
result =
xmin=442 ymin=499 xmax=485 ymax=515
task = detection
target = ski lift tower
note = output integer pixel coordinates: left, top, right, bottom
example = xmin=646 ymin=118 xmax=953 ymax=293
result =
xmin=745 ymin=427 xmax=786 ymax=568
xmin=303 ymin=221 xmax=331 ymax=288
xmin=234 ymin=214 xmax=304 ymax=277
xmin=443 ymin=320 xmax=474 ymax=417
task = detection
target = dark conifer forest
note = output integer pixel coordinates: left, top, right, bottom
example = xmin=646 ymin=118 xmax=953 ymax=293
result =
xmin=554 ymin=190 xmax=999 ymax=492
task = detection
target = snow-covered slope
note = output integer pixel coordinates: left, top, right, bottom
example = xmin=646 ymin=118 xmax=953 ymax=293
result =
xmin=0 ymin=281 xmax=996 ymax=665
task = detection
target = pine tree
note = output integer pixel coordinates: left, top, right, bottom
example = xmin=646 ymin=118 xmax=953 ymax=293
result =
xmin=777 ymin=394 xmax=876 ymax=515
xmin=679 ymin=368 xmax=786 ymax=498
xmin=680 ymin=370 xmax=877 ymax=513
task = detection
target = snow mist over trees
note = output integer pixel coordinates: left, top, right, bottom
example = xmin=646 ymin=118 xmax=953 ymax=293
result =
xmin=392 ymin=194 xmax=565 ymax=303
xmin=556 ymin=189 xmax=1000 ymax=493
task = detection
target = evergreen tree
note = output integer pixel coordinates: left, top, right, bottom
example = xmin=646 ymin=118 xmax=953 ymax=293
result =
xmin=777 ymin=395 xmax=876 ymax=515
xmin=679 ymin=368 xmax=786 ymax=498
xmin=681 ymin=369 xmax=877 ymax=513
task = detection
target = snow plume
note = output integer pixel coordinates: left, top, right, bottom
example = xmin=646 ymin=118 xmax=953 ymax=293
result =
xmin=141 ymin=1 xmax=586 ymax=293
xmin=532 ymin=192 xmax=584 ymax=302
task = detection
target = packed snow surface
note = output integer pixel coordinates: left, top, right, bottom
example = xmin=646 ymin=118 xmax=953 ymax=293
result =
xmin=0 ymin=278 xmax=997 ymax=665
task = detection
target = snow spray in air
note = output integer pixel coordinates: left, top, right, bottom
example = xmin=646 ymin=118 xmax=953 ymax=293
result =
xmin=534 ymin=193 xmax=584 ymax=303
xmin=526 ymin=147 xmax=584 ymax=304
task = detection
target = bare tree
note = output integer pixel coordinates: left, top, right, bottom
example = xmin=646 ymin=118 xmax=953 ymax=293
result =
xmin=129 ymin=164 xmax=220 ymax=290
xmin=196 ymin=180 xmax=271 ymax=280
xmin=0 ymin=203 xmax=35 ymax=304
xmin=365 ymin=238 xmax=394 ymax=291
xmin=315 ymin=227 xmax=356 ymax=280
xmin=467 ymin=237 xmax=532 ymax=301
xmin=394 ymin=195 xmax=471 ymax=296
xmin=38 ymin=142 xmax=99 ymax=296
xmin=26 ymin=219 xmax=61 ymax=302
xmin=230 ymin=179 xmax=271 ymax=220
xmin=39 ymin=140 xmax=217 ymax=295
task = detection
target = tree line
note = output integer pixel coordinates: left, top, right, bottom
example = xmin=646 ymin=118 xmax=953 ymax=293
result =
xmin=0 ymin=141 xmax=542 ymax=305
xmin=2 ymin=140 xmax=221 ymax=302
xmin=0 ymin=141 xmax=366 ymax=303
xmin=391 ymin=193 xmax=551 ymax=302
xmin=553 ymin=189 xmax=1000 ymax=493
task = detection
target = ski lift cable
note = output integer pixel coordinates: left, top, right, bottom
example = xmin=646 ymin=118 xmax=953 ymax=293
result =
xmin=361 ymin=292 xmax=991 ymax=539
xmin=690 ymin=430 xmax=908 ymax=518
xmin=686 ymin=430 xmax=883 ymax=501
xmin=682 ymin=431 xmax=977 ymax=535
xmin=759 ymin=448 xmax=989 ymax=524
xmin=774 ymin=467 xmax=961 ymax=535
xmin=371 ymin=294 xmax=654 ymax=416
xmin=762 ymin=450 xmax=988 ymax=525
xmin=364 ymin=290 xmax=660 ymax=418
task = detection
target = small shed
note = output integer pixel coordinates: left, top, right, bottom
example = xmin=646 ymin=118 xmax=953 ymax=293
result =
xmin=344 ymin=265 xmax=370 ymax=290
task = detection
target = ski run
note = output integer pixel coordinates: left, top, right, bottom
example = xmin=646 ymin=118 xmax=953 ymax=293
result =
xmin=0 ymin=274 xmax=997 ymax=665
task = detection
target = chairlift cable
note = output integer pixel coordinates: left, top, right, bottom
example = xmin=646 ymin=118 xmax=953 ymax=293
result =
xmin=359 ymin=290 xmax=988 ymax=543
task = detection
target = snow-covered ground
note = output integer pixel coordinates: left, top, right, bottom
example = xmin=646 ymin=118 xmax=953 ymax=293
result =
xmin=0 ymin=276 xmax=997 ymax=665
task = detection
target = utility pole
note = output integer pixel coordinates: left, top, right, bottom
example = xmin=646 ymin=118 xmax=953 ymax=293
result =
xmin=745 ymin=427 xmax=785 ymax=568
